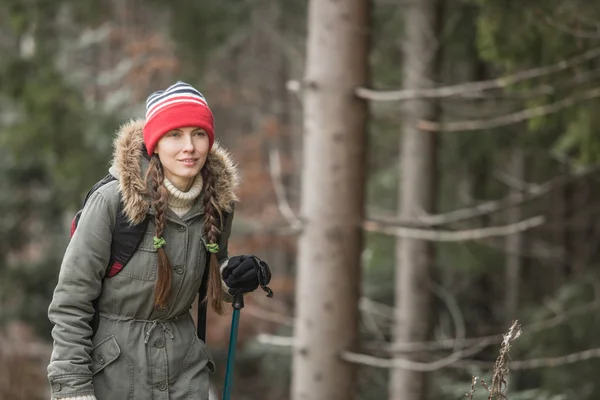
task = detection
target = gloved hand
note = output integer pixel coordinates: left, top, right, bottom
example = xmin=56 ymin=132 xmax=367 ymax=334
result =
xmin=221 ymin=255 xmax=272 ymax=295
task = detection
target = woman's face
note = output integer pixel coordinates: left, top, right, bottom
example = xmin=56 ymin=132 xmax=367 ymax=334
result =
xmin=155 ymin=126 xmax=210 ymax=191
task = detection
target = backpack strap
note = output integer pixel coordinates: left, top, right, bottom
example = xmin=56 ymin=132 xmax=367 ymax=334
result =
xmin=71 ymin=174 xmax=118 ymax=236
xmin=196 ymin=255 xmax=210 ymax=342
xmin=196 ymin=209 xmax=231 ymax=342
xmin=106 ymin=201 xmax=149 ymax=277
xmin=73 ymin=173 xmax=149 ymax=336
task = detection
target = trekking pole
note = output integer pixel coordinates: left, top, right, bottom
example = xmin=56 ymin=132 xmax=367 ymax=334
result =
xmin=222 ymin=293 xmax=244 ymax=400
xmin=222 ymin=257 xmax=273 ymax=400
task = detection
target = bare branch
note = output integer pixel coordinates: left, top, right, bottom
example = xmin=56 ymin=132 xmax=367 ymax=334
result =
xmin=340 ymin=341 xmax=490 ymax=372
xmin=246 ymin=164 xmax=600 ymax=238
xmin=268 ymin=145 xmax=303 ymax=230
xmin=509 ymin=347 xmax=600 ymax=370
xmin=431 ymin=282 xmax=465 ymax=352
xmin=257 ymin=299 xmax=600 ymax=359
xmin=356 ymin=47 xmax=600 ymax=101
xmin=378 ymin=298 xmax=600 ymax=353
xmin=244 ymin=304 xmax=294 ymax=326
xmin=346 ymin=321 xmax=600 ymax=375
xmin=454 ymin=347 xmax=600 ymax=371
xmin=418 ymin=86 xmax=600 ymax=132
xmin=363 ymin=215 xmax=545 ymax=241
xmin=257 ymin=333 xmax=295 ymax=347
xmin=544 ymin=15 xmax=600 ymax=39
xmin=258 ymin=334 xmax=600 ymax=371
xmin=370 ymin=164 xmax=600 ymax=228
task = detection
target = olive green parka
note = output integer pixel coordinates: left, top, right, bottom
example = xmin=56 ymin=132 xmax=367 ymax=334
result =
xmin=47 ymin=119 xmax=238 ymax=399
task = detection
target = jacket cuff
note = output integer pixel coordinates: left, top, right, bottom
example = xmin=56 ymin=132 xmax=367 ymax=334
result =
xmin=220 ymin=259 xmax=229 ymax=288
xmin=48 ymin=375 xmax=94 ymax=400
xmin=220 ymin=259 xmax=234 ymax=302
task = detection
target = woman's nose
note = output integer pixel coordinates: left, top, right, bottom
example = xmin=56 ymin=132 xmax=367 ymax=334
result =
xmin=183 ymin=136 xmax=194 ymax=151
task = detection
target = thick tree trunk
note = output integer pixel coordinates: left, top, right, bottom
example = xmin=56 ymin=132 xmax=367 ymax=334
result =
xmin=390 ymin=0 xmax=442 ymax=398
xmin=291 ymin=0 xmax=370 ymax=399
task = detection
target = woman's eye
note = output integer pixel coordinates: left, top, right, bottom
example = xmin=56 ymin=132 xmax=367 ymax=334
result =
xmin=168 ymin=132 xmax=180 ymax=138
xmin=194 ymin=130 xmax=206 ymax=137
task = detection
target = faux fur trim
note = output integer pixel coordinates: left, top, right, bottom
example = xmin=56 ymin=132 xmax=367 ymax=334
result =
xmin=110 ymin=118 xmax=239 ymax=225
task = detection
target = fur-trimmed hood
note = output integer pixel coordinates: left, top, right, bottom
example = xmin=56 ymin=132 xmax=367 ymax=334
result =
xmin=108 ymin=119 xmax=239 ymax=225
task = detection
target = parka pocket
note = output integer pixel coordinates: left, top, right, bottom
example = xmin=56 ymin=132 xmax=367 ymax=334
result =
xmin=91 ymin=335 xmax=134 ymax=398
xmin=119 ymin=232 xmax=158 ymax=281
xmin=182 ymin=335 xmax=216 ymax=375
xmin=91 ymin=335 xmax=121 ymax=375
xmin=179 ymin=336 xmax=215 ymax=399
xmin=195 ymin=336 xmax=216 ymax=374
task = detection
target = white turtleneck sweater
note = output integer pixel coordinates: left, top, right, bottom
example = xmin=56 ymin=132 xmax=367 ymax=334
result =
xmin=163 ymin=174 xmax=204 ymax=217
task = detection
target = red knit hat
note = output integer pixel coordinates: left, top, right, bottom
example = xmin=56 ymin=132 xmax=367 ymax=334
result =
xmin=143 ymin=81 xmax=214 ymax=155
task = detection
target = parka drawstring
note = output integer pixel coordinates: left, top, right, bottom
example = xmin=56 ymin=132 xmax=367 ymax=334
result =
xmin=143 ymin=320 xmax=175 ymax=344
xmin=97 ymin=313 xmax=183 ymax=344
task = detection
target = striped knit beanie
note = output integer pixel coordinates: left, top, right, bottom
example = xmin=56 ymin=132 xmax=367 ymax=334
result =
xmin=143 ymin=81 xmax=214 ymax=156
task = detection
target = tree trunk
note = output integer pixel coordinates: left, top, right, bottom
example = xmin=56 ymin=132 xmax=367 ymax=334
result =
xmin=390 ymin=0 xmax=442 ymax=398
xmin=291 ymin=0 xmax=370 ymax=399
xmin=504 ymin=148 xmax=525 ymax=327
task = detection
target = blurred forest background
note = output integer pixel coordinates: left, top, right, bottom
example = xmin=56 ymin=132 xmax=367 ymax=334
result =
xmin=2 ymin=0 xmax=600 ymax=399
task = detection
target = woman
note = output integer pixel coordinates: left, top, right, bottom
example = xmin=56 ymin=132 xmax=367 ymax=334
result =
xmin=47 ymin=81 xmax=268 ymax=399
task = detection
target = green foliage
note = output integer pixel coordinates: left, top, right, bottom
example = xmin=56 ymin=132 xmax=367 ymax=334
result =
xmin=472 ymin=0 xmax=600 ymax=165
xmin=0 ymin=0 xmax=118 ymax=336
xmin=511 ymin=279 xmax=600 ymax=400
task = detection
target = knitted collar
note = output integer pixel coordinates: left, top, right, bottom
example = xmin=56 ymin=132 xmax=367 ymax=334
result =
xmin=164 ymin=174 xmax=204 ymax=211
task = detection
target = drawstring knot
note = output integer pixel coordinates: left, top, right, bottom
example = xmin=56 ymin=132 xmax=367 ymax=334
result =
xmin=144 ymin=320 xmax=175 ymax=344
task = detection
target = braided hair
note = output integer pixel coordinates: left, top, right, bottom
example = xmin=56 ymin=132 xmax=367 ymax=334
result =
xmin=146 ymin=155 xmax=226 ymax=314
xmin=201 ymin=166 xmax=225 ymax=315
xmin=145 ymin=154 xmax=172 ymax=308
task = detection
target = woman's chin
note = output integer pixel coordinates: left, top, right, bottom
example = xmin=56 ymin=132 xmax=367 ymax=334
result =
xmin=176 ymin=167 xmax=201 ymax=178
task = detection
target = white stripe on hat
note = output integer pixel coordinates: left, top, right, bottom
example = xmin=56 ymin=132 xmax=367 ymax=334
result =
xmin=145 ymin=82 xmax=209 ymax=121
xmin=146 ymin=97 xmax=208 ymax=121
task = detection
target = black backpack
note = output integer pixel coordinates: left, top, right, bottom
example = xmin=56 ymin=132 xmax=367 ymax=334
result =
xmin=71 ymin=174 xmax=211 ymax=341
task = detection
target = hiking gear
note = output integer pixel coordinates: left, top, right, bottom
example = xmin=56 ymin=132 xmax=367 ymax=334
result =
xmin=222 ymin=261 xmax=273 ymax=400
xmin=48 ymin=119 xmax=238 ymax=399
xmin=144 ymin=81 xmax=215 ymax=155
xmin=222 ymin=255 xmax=273 ymax=294
xmin=70 ymin=174 xmax=149 ymax=280
xmin=254 ymin=256 xmax=274 ymax=298
xmin=222 ymin=294 xmax=244 ymax=400
xmin=221 ymin=256 xmax=258 ymax=293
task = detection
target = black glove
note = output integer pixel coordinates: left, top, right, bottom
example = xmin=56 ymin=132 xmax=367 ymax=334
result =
xmin=221 ymin=255 xmax=273 ymax=296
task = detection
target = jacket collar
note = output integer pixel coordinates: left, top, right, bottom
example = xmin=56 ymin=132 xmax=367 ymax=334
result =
xmin=108 ymin=119 xmax=238 ymax=225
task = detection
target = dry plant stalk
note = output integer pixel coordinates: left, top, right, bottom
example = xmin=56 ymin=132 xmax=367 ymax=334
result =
xmin=466 ymin=320 xmax=522 ymax=400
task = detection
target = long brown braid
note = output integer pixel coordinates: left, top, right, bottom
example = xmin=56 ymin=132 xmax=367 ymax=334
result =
xmin=201 ymin=166 xmax=226 ymax=315
xmin=145 ymin=154 xmax=172 ymax=308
